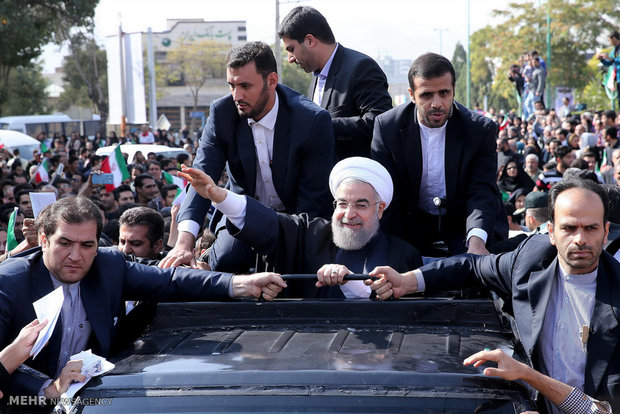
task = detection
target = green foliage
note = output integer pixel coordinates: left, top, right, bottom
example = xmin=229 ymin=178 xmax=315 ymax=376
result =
xmin=161 ymin=38 xmax=230 ymax=132
xmin=468 ymin=0 xmax=620 ymax=111
xmin=0 ymin=0 xmax=98 ymax=115
xmin=0 ymin=63 xmax=49 ymax=115
xmin=60 ymin=28 xmax=108 ymax=131
xmin=280 ymin=57 xmax=312 ymax=96
xmin=452 ymin=42 xmax=467 ymax=103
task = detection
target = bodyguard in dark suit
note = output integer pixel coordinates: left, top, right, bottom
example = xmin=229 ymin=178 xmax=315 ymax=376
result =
xmin=161 ymin=41 xmax=334 ymax=272
xmin=279 ymin=6 xmax=392 ymax=159
xmin=0 ymin=197 xmax=285 ymax=398
xmin=371 ymin=52 xmax=505 ymax=256
xmin=368 ymin=179 xmax=620 ymax=412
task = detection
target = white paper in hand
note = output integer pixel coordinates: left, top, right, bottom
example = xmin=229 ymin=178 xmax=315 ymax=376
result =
xmin=31 ymin=286 xmax=64 ymax=358
xmin=65 ymin=350 xmax=115 ymax=398
xmin=29 ymin=192 xmax=56 ymax=218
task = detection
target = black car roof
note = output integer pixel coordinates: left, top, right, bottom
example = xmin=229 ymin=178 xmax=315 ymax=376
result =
xmin=76 ymin=299 xmax=536 ymax=413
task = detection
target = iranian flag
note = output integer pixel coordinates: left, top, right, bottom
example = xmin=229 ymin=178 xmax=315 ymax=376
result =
xmin=32 ymin=158 xmax=50 ymax=184
xmin=100 ymin=145 xmax=130 ymax=192
xmin=6 ymin=207 xmax=18 ymax=252
xmin=162 ymin=170 xmax=186 ymax=188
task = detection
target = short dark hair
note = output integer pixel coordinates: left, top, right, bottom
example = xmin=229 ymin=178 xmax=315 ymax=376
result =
xmin=278 ymin=6 xmax=336 ymax=44
xmin=161 ymin=184 xmax=179 ymax=196
xmin=610 ymin=30 xmax=620 ymax=41
xmin=554 ymin=145 xmax=573 ymax=161
xmin=176 ymin=153 xmax=190 ymax=165
xmin=119 ymin=206 xmax=164 ymax=247
xmin=147 ymin=160 xmax=161 ymax=170
xmin=602 ymin=110 xmax=617 ymax=120
xmin=134 ymin=174 xmax=155 ymax=189
xmin=36 ymin=196 xmax=103 ymax=241
xmin=602 ymin=184 xmax=620 ymax=223
xmin=549 ymin=179 xmax=608 ymax=224
xmin=113 ymin=184 xmax=133 ymax=201
xmin=226 ymin=41 xmax=277 ymax=79
xmin=605 ymin=126 xmax=618 ymax=139
xmin=408 ymin=53 xmax=456 ymax=91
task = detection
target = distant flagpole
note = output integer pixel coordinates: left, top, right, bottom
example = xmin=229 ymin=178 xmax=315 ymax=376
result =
xmin=119 ymin=20 xmax=127 ymax=139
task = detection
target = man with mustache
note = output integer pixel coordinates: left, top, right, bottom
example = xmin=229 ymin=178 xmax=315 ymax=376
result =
xmin=371 ymin=53 xmax=505 ymax=257
xmin=180 ymin=157 xmax=422 ymax=298
xmin=160 ymin=41 xmax=334 ymax=273
xmin=367 ymin=179 xmax=619 ymax=413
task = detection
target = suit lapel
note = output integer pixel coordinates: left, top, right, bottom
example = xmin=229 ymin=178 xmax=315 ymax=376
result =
xmin=444 ymin=105 xmax=464 ymax=206
xmin=308 ymin=76 xmax=317 ymax=101
xmin=80 ymin=261 xmax=112 ymax=357
xmin=33 ymin=258 xmax=61 ymax=376
xmin=271 ymin=87 xmax=291 ymax=198
xmin=584 ymin=257 xmax=620 ymax=395
xmin=404 ymin=107 xmax=423 ymax=199
xmin=236 ymin=119 xmax=257 ymax=196
xmin=320 ymin=46 xmax=343 ymax=109
xmin=525 ymin=261 xmax=557 ymax=355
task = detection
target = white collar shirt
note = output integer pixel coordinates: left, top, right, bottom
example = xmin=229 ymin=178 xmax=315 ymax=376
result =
xmin=313 ymin=43 xmax=339 ymax=106
xmin=247 ymin=93 xmax=285 ymax=211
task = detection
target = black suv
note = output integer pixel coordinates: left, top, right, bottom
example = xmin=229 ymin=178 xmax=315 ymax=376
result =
xmin=69 ymin=298 xmax=536 ymax=413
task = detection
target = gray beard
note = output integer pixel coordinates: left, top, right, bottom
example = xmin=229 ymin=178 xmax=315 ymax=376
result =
xmin=331 ymin=215 xmax=380 ymax=251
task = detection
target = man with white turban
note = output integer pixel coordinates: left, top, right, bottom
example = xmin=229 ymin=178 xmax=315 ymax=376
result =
xmin=179 ymin=157 xmax=422 ymax=298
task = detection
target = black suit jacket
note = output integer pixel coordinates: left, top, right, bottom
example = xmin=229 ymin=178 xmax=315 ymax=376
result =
xmin=310 ymin=45 xmax=392 ymax=159
xmin=371 ymin=101 xmax=505 ymax=253
xmin=0 ymin=248 xmax=232 ymax=395
xmin=420 ymin=234 xmax=620 ymax=411
xmin=178 ymin=83 xmax=335 ymax=225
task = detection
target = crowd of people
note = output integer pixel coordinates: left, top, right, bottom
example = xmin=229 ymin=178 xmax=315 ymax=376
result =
xmin=0 ymin=6 xmax=617 ymax=413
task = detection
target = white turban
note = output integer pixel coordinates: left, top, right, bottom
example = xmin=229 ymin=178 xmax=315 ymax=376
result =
xmin=329 ymin=157 xmax=393 ymax=209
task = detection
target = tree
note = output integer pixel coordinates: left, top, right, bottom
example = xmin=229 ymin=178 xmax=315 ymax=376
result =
xmin=469 ymin=0 xmax=620 ymax=112
xmin=279 ymin=46 xmax=312 ymax=96
xmin=162 ymin=38 xmax=230 ymax=134
xmin=0 ymin=0 xmax=98 ymax=115
xmin=60 ymin=27 xmax=108 ymax=133
xmin=452 ymin=42 xmax=467 ymax=104
xmin=0 ymin=63 xmax=49 ymax=115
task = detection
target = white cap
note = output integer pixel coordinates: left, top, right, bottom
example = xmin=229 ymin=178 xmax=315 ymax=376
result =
xmin=328 ymin=157 xmax=393 ymax=209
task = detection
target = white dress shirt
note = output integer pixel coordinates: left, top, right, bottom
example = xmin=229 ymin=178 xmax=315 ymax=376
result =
xmin=416 ymin=114 xmax=487 ymax=244
xmin=178 ymin=94 xmax=284 ymax=238
xmin=313 ymin=44 xmax=339 ymax=106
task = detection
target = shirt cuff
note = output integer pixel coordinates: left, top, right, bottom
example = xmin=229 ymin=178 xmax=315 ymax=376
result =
xmin=557 ymin=387 xmax=612 ymax=414
xmin=178 ymin=220 xmax=201 ymax=239
xmin=466 ymin=228 xmax=488 ymax=245
xmin=213 ymin=191 xmax=247 ymax=230
xmin=413 ymin=269 xmax=426 ymax=293
xmin=39 ymin=378 xmax=53 ymax=397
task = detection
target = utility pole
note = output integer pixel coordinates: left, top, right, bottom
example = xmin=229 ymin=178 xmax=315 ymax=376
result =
xmin=466 ymin=0 xmax=471 ymax=108
xmin=275 ymin=0 xmax=302 ymax=76
xmin=433 ymin=28 xmax=448 ymax=56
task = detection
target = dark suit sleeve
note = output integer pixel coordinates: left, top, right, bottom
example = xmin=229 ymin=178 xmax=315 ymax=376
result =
xmin=121 ymin=260 xmax=233 ymax=302
xmin=331 ymin=58 xmax=392 ymax=143
xmin=177 ymin=102 xmax=227 ymax=225
xmin=464 ymin=118 xmax=500 ymax=238
xmin=420 ymin=234 xmax=554 ymax=300
xmin=294 ymin=109 xmax=335 ymax=219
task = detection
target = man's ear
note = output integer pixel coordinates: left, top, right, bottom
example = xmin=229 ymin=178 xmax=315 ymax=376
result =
xmin=39 ymin=232 xmax=47 ymax=249
xmin=304 ymin=34 xmax=316 ymax=47
xmin=267 ymin=72 xmax=278 ymax=91
xmin=548 ymin=222 xmax=556 ymax=246
xmin=377 ymin=201 xmax=387 ymax=219
xmin=408 ymin=88 xmax=415 ymax=103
